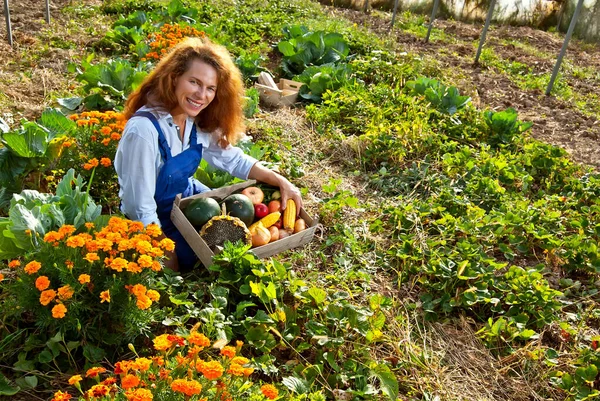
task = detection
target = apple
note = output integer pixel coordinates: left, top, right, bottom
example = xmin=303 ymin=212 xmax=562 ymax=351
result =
xmin=268 ymin=200 xmax=281 ymax=214
xmin=273 ymin=218 xmax=282 ymax=229
xmin=241 ymin=186 xmax=264 ymax=205
xmin=254 ymin=203 xmax=269 ymax=219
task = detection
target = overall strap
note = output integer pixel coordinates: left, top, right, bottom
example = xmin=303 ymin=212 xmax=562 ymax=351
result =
xmin=133 ymin=111 xmax=171 ymax=162
xmin=189 ymin=124 xmax=198 ymax=145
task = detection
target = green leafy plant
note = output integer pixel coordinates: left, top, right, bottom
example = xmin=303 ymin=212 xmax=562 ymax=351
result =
xmin=483 ymin=107 xmax=533 ymax=149
xmin=405 ymin=77 xmax=471 ymax=115
xmin=278 ymin=25 xmax=350 ymax=77
xmin=295 ymin=64 xmax=354 ymax=103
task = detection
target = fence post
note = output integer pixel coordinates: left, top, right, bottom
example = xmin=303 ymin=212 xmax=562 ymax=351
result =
xmin=425 ymin=0 xmax=441 ymax=42
xmin=3 ymin=0 xmax=12 ymax=46
xmin=389 ymin=0 xmax=400 ymax=32
xmin=474 ymin=0 xmax=496 ymax=63
xmin=546 ymin=0 xmax=585 ymax=96
xmin=45 ymin=0 xmax=50 ymax=24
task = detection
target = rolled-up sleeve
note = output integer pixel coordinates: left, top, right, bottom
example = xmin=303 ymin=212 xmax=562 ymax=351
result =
xmin=202 ymin=141 xmax=258 ymax=180
xmin=114 ymin=120 xmax=161 ymax=226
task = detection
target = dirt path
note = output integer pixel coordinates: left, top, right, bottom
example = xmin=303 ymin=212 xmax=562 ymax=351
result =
xmin=331 ymin=7 xmax=600 ymax=169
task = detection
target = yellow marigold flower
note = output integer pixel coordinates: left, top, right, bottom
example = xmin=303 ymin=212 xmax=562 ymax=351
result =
xmin=86 ymin=366 xmax=107 ymax=378
xmin=135 ymin=240 xmax=152 ymax=254
xmin=137 ymin=255 xmax=153 ymax=268
xmin=220 ymin=346 xmax=236 ymax=358
xmin=109 ymin=257 xmax=128 ymax=272
xmin=24 ymin=261 xmax=42 ymax=275
xmin=97 ymin=238 xmax=113 ymax=251
xmin=118 ymin=239 xmax=133 ymax=251
xmin=136 ymin=294 xmax=152 ymax=310
xmin=125 ymin=388 xmax=153 ymax=401
xmin=121 ymin=374 xmax=140 ymax=390
xmin=231 ymin=356 xmax=249 ymax=365
xmin=65 ymin=235 xmax=86 ymax=248
xmin=68 ymin=374 xmax=83 ymax=386
xmin=88 ymin=384 xmax=109 ymax=398
xmin=78 ymin=274 xmax=91 ymax=284
xmin=146 ymin=289 xmax=160 ymax=302
xmin=58 ymin=285 xmax=74 ymax=300
xmin=148 ymin=247 xmax=164 ymax=258
xmin=100 ymin=290 xmax=111 ymax=303
xmin=159 ymin=237 xmax=175 ymax=252
xmin=58 ymin=225 xmax=76 ymax=237
xmin=100 ymin=157 xmax=112 ymax=167
xmin=200 ymin=360 xmax=223 ymax=380
xmin=51 ymin=390 xmax=72 ymax=401
xmin=227 ymin=363 xmax=244 ymax=376
xmin=170 ymin=378 xmax=202 ymax=396
xmin=243 ymin=367 xmax=254 ymax=376
xmin=188 ymin=332 xmax=210 ymax=347
xmin=35 ymin=276 xmax=50 ymax=291
xmin=153 ymin=334 xmax=172 ymax=351
xmin=133 ymin=357 xmax=152 ymax=372
xmin=8 ymin=260 xmax=20 ymax=268
xmin=40 ymin=289 xmax=56 ymax=306
xmin=126 ymin=262 xmax=142 ymax=274
xmin=85 ymin=252 xmax=100 ymax=263
xmin=52 ymin=303 xmax=67 ymax=318
xmin=261 ymin=384 xmax=279 ymax=400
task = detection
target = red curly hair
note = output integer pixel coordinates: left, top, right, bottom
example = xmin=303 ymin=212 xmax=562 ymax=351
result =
xmin=124 ymin=37 xmax=245 ymax=147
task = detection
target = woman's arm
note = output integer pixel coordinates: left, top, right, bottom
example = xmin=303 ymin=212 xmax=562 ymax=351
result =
xmin=248 ymin=163 xmax=303 ymax=214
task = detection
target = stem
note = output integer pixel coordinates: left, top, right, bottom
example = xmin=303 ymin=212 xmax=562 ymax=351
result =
xmin=83 ymin=166 xmax=96 ymax=220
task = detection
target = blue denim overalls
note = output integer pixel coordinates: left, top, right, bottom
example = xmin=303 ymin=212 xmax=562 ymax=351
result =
xmin=133 ymin=111 xmax=203 ymax=270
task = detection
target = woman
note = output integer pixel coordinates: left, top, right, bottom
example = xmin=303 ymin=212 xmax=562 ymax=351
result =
xmin=115 ymin=37 xmax=303 ymax=271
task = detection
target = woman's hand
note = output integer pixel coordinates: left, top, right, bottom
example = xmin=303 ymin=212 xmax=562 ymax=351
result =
xmin=277 ymin=176 xmax=303 ymax=216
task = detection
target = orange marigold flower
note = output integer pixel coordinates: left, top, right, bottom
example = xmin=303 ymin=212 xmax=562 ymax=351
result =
xmin=100 ymin=290 xmax=110 ymax=303
xmin=188 ymin=332 xmax=210 ymax=347
xmin=126 ymin=262 xmax=142 ymax=273
xmin=153 ymin=334 xmax=172 ymax=351
xmin=110 ymin=132 xmax=121 ymax=141
xmin=135 ymin=240 xmax=152 ymax=254
xmin=145 ymin=224 xmax=161 ymax=237
xmin=130 ymin=283 xmax=147 ymax=297
xmin=40 ymin=289 xmax=57 ymax=306
xmin=88 ymin=384 xmax=109 ymax=398
xmin=102 ymin=138 xmax=111 ymax=146
xmin=52 ymin=303 xmax=67 ymax=318
xmin=68 ymin=114 xmax=79 ymax=121
xmin=35 ymin=276 xmax=50 ymax=291
xmin=86 ymin=367 xmax=107 ymax=378
xmin=68 ymin=375 xmax=82 ymax=386
xmin=243 ymin=367 xmax=254 ymax=376
xmin=170 ymin=378 xmax=202 ymax=396
xmin=109 ymin=257 xmax=128 ymax=272
xmin=125 ymin=388 xmax=153 ymax=401
xmin=0 ymin=273 xmax=3 ymax=282
xmin=121 ymin=374 xmax=140 ymax=390
xmin=24 ymin=261 xmax=42 ymax=275
xmin=231 ymin=356 xmax=249 ymax=365
xmin=58 ymin=225 xmax=76 ymax=237
xmin=89 ymin=118 xmax=100 ymax=125
xmin=8 ymin=260 xmax=20 ymax=268
xmin=146 ymin=289 xmax=160 ymax=302
xmin=76 ymin=119 xmax=88 ymax=127
xmin=136 ymin=294 xmax=152 ymax=310
xmin=78 ymin=274 xmax=91 ymax=284
xmin=200 ymin=360 xmax=224 ymax=380
xmin=137 ymin=255 xmax=153 ymax=268
xmin=102 ymin=377 xmax=117 ymax=386
xmin=85 ymin=222 xmax=95 ymax=230
xmin=65 ymin=235 xmax=86 ymax=248
xmin=227 ymin=364 xmax=244 ymax=376
xmin=51 ymin=390 xmax=72 ymax=401
xmin=85 ymin=252 xmax=100 ymax=263
xmin=261 ymin=384 xmax=279 ymax=400
xmin=65 ymin=260 xmax=74 ymax=269
xmin=114 ymin=360 xmax=133 ymax=375
xmin=167 ymin=334 xmax=185 ymax=347
xmin=220 ymin=346 xmax=236 ymax=358
xmin=100 ymin=126 xmax=112 ymax=135
xmin=44 ymin=231 xmax=62 ymax=244
xmin=100 ymin=157 xmax=112 ymax=167
xmin=58 ymin=285 xmax=74 ymax=300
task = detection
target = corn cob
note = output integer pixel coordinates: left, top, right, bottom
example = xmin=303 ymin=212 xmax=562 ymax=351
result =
xmin=248 ymin=212 xmax=281 ymax=234
xmin=283 ymin=200 xmax=296 ymax=231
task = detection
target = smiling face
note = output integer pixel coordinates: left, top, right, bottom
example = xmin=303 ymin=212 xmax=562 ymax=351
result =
xmin=171 ymin=59 xmax=218 ymax=120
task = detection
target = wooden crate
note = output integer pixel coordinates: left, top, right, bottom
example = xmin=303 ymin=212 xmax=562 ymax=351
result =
xmin=255 ymin=79 xmax=303 ymax=107
xmin=171 ymin=180 xmax=318 ymax=268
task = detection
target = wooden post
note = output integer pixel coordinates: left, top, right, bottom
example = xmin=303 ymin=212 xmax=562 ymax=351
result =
xmin=45 ymin=0 xmax=50 ymax=24
xmin=3 ymin=0 xmax=12 ymax=46
xmin=389 ymin=0 xmax=400 ymax=32
xmin=425 ymin=0 xmax=440 ymax=43
xmin=474 ymin=0 xmax=496 ymax=63
xmin=546 ymin=0 xmax=585 ymax=96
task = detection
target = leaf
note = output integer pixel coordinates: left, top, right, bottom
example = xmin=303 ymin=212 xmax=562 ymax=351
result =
xmin=2 ymin=122 xmax=49 ymax=157
xmin=282 ymin=376 xmax=310 ymax=394
xmin=83 ymin=344 xmax=105 ymax=363
xmin=15 ymin=376 xmax=37 ymax=389
xmin=38 ymin=350 xmax=54 ymax=364
xmin=38 ymin=109 xmax=76 ymax=140
xmin=307 ymin=287 xmax=327 ymax=305
xmin=0 ymin=373 xmax=20 ymax=396
xmin=370 ymin=363 xmax=399 ymax=401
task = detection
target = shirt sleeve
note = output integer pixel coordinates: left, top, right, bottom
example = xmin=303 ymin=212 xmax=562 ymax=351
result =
xmin=202 ymin=139 xmax=258 ymax=180
xmin=114 ymin=119 xmax=161 ymax=226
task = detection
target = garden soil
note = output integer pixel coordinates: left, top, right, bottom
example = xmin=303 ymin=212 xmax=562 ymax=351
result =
xmin=0 ymin=0 xmax=599 ymax=172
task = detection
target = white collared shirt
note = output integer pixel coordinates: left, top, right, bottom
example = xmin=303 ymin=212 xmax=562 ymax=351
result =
xmin=114 ymin=106 xmax=257 ymax=226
